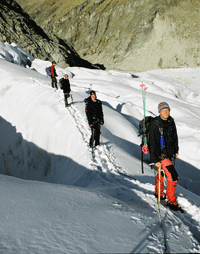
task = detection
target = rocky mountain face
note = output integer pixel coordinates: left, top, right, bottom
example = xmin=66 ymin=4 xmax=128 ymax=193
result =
xmin=16 ymin=0 xmax=200 ymax=71
xmin=0 ymin=0 xmax=100 ymax=69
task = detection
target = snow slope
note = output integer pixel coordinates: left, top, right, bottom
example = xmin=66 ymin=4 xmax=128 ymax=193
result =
xmin=0 ymin=42 xmax=200 ymax=253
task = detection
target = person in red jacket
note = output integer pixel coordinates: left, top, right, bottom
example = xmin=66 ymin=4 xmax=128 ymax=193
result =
xmin=50 ymin=61 xmax=58 ymax=89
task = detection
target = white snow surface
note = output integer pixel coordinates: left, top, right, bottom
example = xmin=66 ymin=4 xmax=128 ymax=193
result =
xmin=0 ymin=42 xmax=200 ymax=253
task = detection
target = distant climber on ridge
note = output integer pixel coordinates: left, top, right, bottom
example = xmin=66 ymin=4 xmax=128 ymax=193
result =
xmin=50 ymin=61 xmax=58 ymax=89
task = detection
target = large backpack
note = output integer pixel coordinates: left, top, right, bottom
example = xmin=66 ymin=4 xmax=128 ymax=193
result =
xmin=138 ymin=116 xmax=158 ymax=148
xmin=59 ymin=78 xmax=64 ymax=89
xmin=45 ymin=66 xmax=51 ymax=76
xmin=138 ymin=116 xmax=162 ymax=173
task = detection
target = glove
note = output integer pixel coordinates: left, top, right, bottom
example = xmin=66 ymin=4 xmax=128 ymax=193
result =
xmin=100 ymin=120 xmax=104 ymax=125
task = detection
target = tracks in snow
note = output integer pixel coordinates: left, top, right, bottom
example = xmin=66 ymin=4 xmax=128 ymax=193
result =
xmin=56 ymin=87 xmax=200 ymax=251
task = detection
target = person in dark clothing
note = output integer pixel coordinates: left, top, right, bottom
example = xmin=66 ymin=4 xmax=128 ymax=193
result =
xmin=50 ymin=61 xmax=58 ymax=89
xmin=60 ymin=74 xmax=71 ymax=107
xmin=85 ymin=90 xmax=104 ymax=148
xmin=149 ymin=102 xmax=179 ymax=210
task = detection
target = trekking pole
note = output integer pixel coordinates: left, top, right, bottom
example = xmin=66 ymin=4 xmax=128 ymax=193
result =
xmin=158 ymin=164 xmax=161 ymax=203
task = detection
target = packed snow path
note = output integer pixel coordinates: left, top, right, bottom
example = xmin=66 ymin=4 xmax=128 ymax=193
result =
xmin=35 ymin=70 xmax=200 ymax=252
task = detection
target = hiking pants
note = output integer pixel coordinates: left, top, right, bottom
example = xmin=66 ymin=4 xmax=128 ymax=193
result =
xmin=90 ymin=122 xmax=100 ymax=147
xmin=64 ymin=93 xmax=70 ymax=106
xmin=51 ymin=76 xmax=58 ymax=88
xmin=155 ymin=158 xmax=178 ymax=203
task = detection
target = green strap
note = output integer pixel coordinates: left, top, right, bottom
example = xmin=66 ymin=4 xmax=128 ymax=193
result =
xmin=142 ymin=87 xmax=147 ymax=145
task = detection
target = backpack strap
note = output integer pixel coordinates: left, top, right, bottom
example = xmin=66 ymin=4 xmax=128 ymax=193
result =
xmin=154 ymin=119 xmax=165 ymax=149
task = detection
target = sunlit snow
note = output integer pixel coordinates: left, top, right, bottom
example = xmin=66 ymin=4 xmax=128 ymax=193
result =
xmin=0 ymin=42 xmax=200 ymax=253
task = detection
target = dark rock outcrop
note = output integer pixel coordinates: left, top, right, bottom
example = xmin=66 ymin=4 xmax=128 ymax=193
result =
xmin=0 ymin=0 xmax=102 ymax=69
